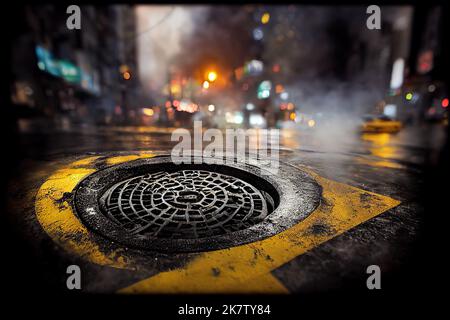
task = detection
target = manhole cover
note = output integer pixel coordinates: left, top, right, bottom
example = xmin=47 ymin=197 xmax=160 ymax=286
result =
xmin=100 ymin=170 xmax=272 ymax=239
xmin=74 ymin=156 xmax=320 ymax=252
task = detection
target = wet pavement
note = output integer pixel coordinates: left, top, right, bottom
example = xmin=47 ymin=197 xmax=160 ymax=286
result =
xmin=3 ymin=122 xmax=445 ymax=294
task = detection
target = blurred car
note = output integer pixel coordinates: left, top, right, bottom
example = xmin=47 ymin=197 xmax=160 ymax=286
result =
xmin=360 ymin=115 xmax=402 ymax=133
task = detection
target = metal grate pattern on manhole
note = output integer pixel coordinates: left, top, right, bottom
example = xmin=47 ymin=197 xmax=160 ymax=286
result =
xmin=74 ymin=156 xmax=320 ymax=252
xmin=100 ymin=170 xmax=269 ymax=239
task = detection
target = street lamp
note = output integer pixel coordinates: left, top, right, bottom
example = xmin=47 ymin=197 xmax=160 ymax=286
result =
xmin=207 ymin=71 xmax=217 ymax=83
xmin=122 ymin=71 xmax=131 ymax=80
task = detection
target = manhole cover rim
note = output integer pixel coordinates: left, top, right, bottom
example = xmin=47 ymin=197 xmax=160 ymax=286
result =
xmin=74 ymin=156 xmax=321 ymax=252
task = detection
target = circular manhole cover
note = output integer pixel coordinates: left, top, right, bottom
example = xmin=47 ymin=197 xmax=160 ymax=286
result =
xmin=74 ymin=156 xmax=321 ymax=252
xmin=100 ymin=170 xmax=272 ymax=239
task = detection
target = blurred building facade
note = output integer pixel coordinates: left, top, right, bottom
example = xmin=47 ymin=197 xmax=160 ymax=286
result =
xmin=402 ymin=6 xmax=447 ymax=124
xmin=10 ymin=5 xmax=141 ymax=126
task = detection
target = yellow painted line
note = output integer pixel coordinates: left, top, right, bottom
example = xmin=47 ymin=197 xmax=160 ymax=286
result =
xmin=34 ymin=153 xmax=400 ymax=293
xmin=119 ymin=170 xmax=400 ymax=294
xmin=106 ymin=153 xmax=156 ymax=166
xmin=34 ymin=153 xmax=156 ymax=269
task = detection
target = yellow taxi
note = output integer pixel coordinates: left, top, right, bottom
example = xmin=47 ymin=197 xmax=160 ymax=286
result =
xmin=360 ymin=115 xmax=402 ymax=133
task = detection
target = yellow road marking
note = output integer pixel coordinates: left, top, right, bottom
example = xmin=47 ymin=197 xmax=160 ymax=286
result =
xmin=119 ymin=170 xmax=400 ymax=294
xmin=106 ymin=153 xmax=156 ymax=166
xmin=34 ymin=153 xmax=155 ymax=269
xmin=34 ymin=154 xmax=400 ymax=293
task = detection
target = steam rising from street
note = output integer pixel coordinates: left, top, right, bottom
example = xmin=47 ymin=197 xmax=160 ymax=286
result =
xmin=137 ymin=6 xmax=206 ymax=94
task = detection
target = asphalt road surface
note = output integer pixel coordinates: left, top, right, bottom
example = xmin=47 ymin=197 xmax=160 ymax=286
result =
xmin=1 ymin=121 xmax=447 ymax=301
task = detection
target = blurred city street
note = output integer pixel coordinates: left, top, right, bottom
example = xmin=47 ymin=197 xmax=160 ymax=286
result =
xmin=2 ymin=3 xmax=449 ymax=301
xmin=4 ymin=120 xmax=443 ymax=293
